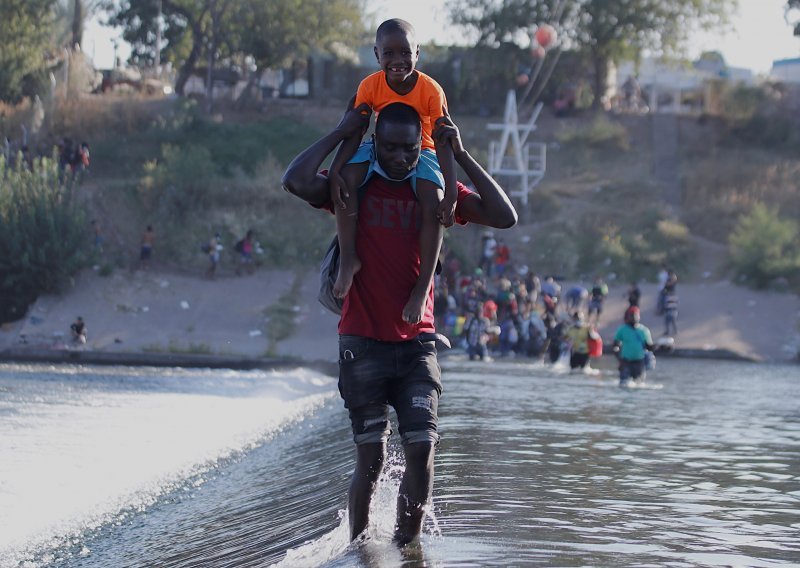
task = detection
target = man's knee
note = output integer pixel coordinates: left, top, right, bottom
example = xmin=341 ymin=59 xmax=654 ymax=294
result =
xmin=403 ymin=441 xmax=435 ymax=467
xmin=356 ymin=442 xmax=386 ymax=475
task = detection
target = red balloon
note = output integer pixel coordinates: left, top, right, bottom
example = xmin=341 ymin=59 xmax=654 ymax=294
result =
xmin=535 ymin=24 xmax=557 ymax=49
xmin=531 ymin=45 xmax=546 ymax=59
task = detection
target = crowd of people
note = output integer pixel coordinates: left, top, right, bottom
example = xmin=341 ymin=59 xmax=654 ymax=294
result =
xmin=434 ymin=236 xmax=680 ymax=374
xmin=2 ymin=136 xmax=90 ymax=177
xmin=434 ymin=237 xmax=605 ymax=372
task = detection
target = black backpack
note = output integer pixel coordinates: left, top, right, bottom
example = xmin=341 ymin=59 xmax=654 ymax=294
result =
xmin=234 ymin=239 xmax=245 ymax=254
xmin=318 ymin=236 xmax=343 ymax=314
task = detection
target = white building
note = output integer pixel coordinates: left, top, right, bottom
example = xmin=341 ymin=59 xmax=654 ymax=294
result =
xmin=612 ymin=57 xmax=756 ymax=113
xmin=771 ymin=57 xmax=800 ymax=84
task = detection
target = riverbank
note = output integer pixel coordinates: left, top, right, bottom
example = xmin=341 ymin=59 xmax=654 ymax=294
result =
xmin=1 ymin=267 xmax=798 ymax=364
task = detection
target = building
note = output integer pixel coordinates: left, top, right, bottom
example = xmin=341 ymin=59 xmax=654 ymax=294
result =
xmin=771 ymin=57 xmax=800 ymax=84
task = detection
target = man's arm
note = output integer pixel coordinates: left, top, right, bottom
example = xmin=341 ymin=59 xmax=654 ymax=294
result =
xmin=433 ymin=109 xmax=517 ymax=229
xmin=281 ymin=98 xmax=371 ymax=208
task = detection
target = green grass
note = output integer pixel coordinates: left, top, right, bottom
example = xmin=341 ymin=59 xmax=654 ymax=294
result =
xmin=91 ymin=100 xmax=324 ymax=180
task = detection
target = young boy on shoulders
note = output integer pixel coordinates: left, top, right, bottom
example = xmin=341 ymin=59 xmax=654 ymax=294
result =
xmin=328 ymin=18 xmax=457 ymax=326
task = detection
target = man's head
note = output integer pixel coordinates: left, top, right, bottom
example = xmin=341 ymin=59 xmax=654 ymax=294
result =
xmin=374 ymin=102 xmax=422 ymax=181
xmin=374 ymin=19 xmax=419 ymax=86
xmin=624 ymin=306 xmax=640 ymax=325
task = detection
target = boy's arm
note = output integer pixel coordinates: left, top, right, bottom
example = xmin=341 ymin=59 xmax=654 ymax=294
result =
xmin=433 ymin=109 xmax=517 ymax=229
xmin=281 ymin=98 xmax=370 ymax=207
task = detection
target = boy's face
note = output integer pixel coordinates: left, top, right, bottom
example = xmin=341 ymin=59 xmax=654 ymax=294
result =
xmin=374 ymin=121 xmax=421 ymax=181
xmin=374 ymin=30 xmax=419 ymax=85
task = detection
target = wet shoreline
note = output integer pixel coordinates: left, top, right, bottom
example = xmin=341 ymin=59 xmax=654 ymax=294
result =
xmin=0 ymin=344 xmax=764 ymax=374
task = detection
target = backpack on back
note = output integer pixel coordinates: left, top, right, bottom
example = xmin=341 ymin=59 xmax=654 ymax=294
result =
xmin=319 ymin=236 xmax=344 ymax=315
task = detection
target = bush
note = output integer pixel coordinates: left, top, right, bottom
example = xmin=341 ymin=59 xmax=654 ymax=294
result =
xmin=138 ymin=143 xmax=218 ymax=214
xmin=556 ymin=114 xmax=630 ymax=151
xmin=574 ymin=210 xmax=694 ymax=282
xmin=728 ymin=203 xmax=800 ymax=288
xmin=0 ymin=156 xmax=87 ymax=323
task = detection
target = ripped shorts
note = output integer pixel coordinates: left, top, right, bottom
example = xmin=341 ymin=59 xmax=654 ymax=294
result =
xmin=338 ymin=334 xmax=442 ymax=446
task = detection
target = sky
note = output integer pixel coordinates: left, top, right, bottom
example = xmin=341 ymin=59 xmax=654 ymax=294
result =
xmin=85 ymin=0 xmax=800 ymax=74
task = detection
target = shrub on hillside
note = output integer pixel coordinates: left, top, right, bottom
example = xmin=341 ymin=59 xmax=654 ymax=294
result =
xmin=556 ymin=115 xmax=630 ymax=151
xmin=721 ymin=84 xmax=800 ymax=151
xmin=574 ymin=211 xmax=693 ymax=282
xmin=728 ymin=203 xmax=800 ymax=289
xmin=682 ymin=152 xmax=800 ymax=241
xmin=138 ymin=144 xmax=218 ymax=214
xmin=0 ymin=157 xmax=87 ymax=323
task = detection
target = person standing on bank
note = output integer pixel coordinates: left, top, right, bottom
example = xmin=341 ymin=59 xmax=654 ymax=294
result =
xmin=282 ymin=100 xmax=516 ymax=546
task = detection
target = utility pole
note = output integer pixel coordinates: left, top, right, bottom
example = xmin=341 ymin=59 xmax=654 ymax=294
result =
xmin=155 ymin=0 xmax=162 ymax=75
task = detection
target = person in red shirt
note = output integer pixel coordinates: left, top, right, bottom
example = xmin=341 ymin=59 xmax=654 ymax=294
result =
xmin=282 ymin=99 xmax=516 ymax=547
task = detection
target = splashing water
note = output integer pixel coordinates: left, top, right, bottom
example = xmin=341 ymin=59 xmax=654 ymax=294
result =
xmin=272 ymin=449 xmax=442 ymax=567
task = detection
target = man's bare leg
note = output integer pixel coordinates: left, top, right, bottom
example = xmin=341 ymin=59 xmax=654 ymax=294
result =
xmin=394 ymin=441 xmax=435 ymax=546
xmin=349 ymin=442 xmax=386 ymax=540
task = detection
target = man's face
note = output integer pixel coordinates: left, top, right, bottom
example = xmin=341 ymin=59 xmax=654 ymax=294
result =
xmin=374 ymin=122 xmax=421 ymax=181
xmin=374 ymin=31 xmax=419 ymax=85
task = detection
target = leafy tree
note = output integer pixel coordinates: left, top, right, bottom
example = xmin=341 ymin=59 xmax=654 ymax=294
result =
xmin=51 ymin=0 xmax=104 ymax=49
xmin=448 ymin=0 xmax=733 ymax=108
xmin=230 ymin=0 xmax=366 ymax=105
xmin=729 ymin=203 xmax=800 ymax=288
xmin=105 ymin=0 xmax=366 ymax=98
xmin=104 ymin=0 xmax=211 ymax=95
xmin=0 ymin=0 xmax=57 ymax=103
xmin=788 ymin=0 xmax=800 ymax=36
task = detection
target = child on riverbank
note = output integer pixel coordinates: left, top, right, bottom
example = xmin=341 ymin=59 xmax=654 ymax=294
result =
xmin=328 ymin=18 xmax=456 ymax=324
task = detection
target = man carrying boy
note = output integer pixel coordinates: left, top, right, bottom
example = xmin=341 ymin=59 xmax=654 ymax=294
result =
xmin=282 ymin=100 xmax=516 ymax=546
xmin=329 ymin=19 xmax=457 ymax=327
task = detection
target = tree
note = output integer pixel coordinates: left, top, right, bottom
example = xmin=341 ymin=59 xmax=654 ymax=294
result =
xmin=105 ymin=0 xmax=366 ymax=98
xmin=448 ymin=0 xmax=733 ymax=108
xmin=0 ymin=156 xmax=87 ymax=323
xmin=729 ymin=203 xmax=800 ymax=288
xmin=788 ymin=0 xmax=800 ymax=36
xmin=0 ymin=0 xmax=57 ymax=103
xmin=230 ymin=0 xmax=366 ymax=105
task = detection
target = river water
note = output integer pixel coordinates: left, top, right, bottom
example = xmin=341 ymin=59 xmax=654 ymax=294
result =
xmin=0 ymin=358 xmax=798 ymax=567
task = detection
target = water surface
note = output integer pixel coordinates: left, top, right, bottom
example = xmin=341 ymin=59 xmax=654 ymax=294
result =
xmin=1 ymin=358 xmax=798 ymax=567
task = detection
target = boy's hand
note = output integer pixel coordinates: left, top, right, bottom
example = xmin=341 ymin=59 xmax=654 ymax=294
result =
xmin=336 ymin=95 xmax=371 ymax=139
xmin=436 ymin=195 xmax=457 ymax=228
xmin=433 ymin=106 xmax=465 ymax=156
xmin=330 ymin=169 xmax=349 ymax=210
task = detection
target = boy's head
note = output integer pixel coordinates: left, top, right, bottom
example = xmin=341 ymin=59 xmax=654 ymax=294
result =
xmin=374 ymin=103 xmax=422 ymax=180
xmin=374 ymin=19 xmax=419 ymax=85
xmin=624 ymin=306 xmax=640 ymax=325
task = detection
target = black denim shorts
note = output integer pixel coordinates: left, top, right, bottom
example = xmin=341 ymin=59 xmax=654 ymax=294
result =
xmin=338 ymin=334 xmax=442 ymax=446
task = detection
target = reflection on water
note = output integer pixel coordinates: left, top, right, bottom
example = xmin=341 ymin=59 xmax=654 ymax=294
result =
xmin=1 ymin=358 xmax=799 ymax=567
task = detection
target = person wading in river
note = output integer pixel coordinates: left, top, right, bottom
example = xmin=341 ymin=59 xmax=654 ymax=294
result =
xmin=282 ymin=99 xmax=516 ymax=546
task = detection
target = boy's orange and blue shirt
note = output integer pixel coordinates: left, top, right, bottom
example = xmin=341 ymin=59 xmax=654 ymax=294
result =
xmin=355 ymin=70 xmax=447 ymax=151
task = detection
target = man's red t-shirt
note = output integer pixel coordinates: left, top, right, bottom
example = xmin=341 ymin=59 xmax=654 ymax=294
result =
xmin=320 ymin=178 xmax=473 ymax=341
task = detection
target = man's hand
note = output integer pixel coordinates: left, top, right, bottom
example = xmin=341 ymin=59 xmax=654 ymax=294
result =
xmin=335 ymin=95 xmax=371 ymax=140
xmin=433 ymin=106 xmax=465 ymax=156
